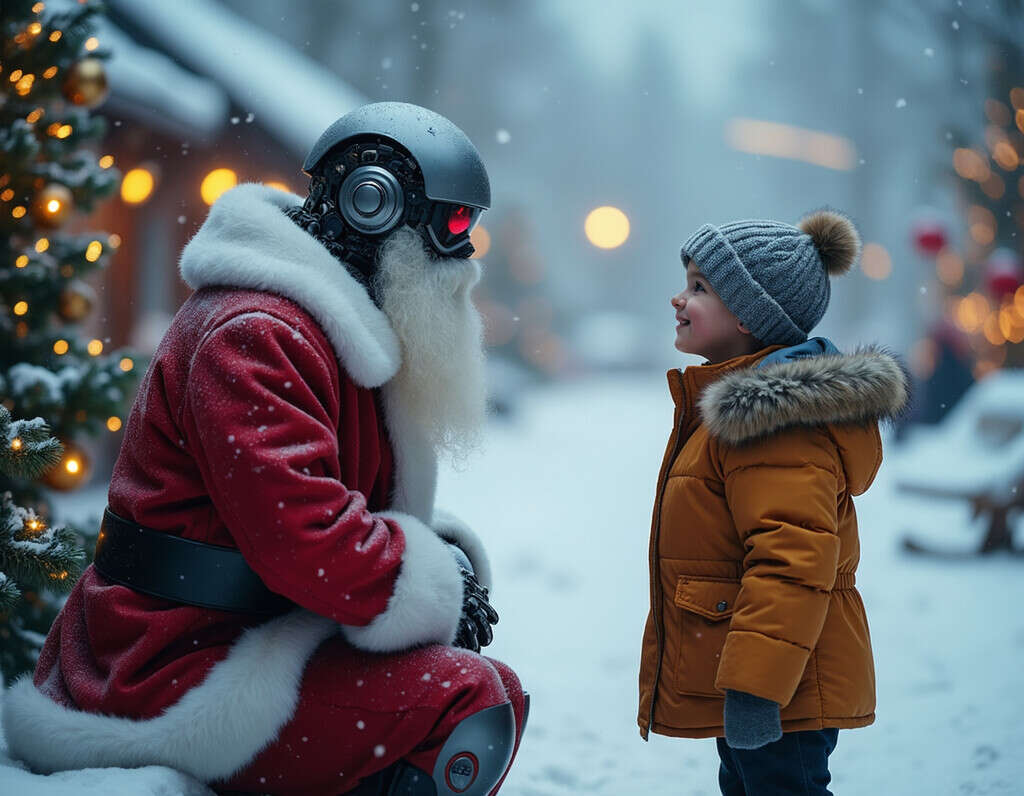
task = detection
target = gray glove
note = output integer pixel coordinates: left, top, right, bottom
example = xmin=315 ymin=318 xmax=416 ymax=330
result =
xmin=724 ymin=689 xmax=783 ymax=750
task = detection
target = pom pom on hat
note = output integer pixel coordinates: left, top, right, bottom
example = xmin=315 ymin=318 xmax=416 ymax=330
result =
xmin=798 ymin=209 xmax=861 ymax=277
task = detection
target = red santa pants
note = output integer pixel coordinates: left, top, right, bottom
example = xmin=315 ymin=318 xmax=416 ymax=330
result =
xmin=213 ymin=637 xmax=526 ymax=795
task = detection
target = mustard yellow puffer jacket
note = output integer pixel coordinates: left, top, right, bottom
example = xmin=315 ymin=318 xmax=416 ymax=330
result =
xmin=638 ymin=343 xmax=910 ymax=740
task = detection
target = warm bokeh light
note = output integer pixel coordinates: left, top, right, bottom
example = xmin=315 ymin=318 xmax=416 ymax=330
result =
xmin=65 ymin=458 xmax=80 ymax=474
xmin=201 ymin=168 xmax=237 ymax=205
xmin=35 ymin=237 xmax=48 ymax=252
xmin=12 ymin=206 xmax=26 ymax=218
xmin=85 ymin=240 xmax=102 ymax=262
xmin=968 ymin=205 xmax=996 ymax=245
xmin=108 ymin=233 xmax=121 ymax=248
xmin=955 ymin=292 xmax=991 ymax=333
xmin=470 ymin=224 xmax=491 ymax=259
xmin=121 ymin=168 xmax=155 ymax=204
xmin=13 ymin=301 xmax=29 ymax=316
xmin=16 ymin=255 xmax=29 ymax=268
xmin=1 ymin=188 xmax=13 ymax=201
xmin=10 ymin=437 xmax=23 ymax=451
xmin=42 ymin=66 xmax=57 ymax=79
xmin=936 ymin=248 xmax=964 ymax=287
xmin=908 ymin=337 xmax=938 ymax=379
xmin=87 ymin=338 xmax=103 ymax=355
xmin=953 ymin=148 xmax=990 ymax=182
xmin=55 ymin=124 xmax=72 ymax=139
xmin=860 ymin=243 xmax=892 ymax=280
xmin=264 ymin=181 xmax=291 ymax=194
xmin=106 ymin=416 xmax=122 ymax=432
xmin=119 ymin=357 xmax=134 ymax=372
xmin=84 ymin=36 xmax=99 ymax=51
xmin=726 ymin=118 xmax=856 ymax=170
xmin=585 ymin=206 xmax=630 ymax=249
xmin=26 ymin=107 xmax=43 ymax=123
xmin=98 ymin=154 xmax=114 ymax=168
xmin=53 ymin=339 xmax=69 ymax=355
xmin=983 ymin=312 xmax=1005 ymax=346
xmin=48 ymin=30 xmax=61 ymax=42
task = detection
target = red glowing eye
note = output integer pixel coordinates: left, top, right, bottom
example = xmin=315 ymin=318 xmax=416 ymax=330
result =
xmin=447 ymin=205 xmax=471 ymax=236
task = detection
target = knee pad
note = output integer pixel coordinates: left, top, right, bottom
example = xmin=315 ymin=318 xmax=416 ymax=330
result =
xmin=387 ymin=702 xmax=516 ymax=795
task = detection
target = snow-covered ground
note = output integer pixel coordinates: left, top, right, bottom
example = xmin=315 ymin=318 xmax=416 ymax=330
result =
xmin=3 ymin=373 xmax=1023 ymax=794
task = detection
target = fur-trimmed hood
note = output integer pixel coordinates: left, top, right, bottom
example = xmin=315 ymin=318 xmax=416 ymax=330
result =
xmin=699 ymin=342 xmax=911 ymax=495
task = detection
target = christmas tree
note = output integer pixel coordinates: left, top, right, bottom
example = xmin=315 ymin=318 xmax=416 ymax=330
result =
xmin=0 ymin=406 xmax=85 ymax=680
xmin=1 ymin=0 xmax=139 ymax=681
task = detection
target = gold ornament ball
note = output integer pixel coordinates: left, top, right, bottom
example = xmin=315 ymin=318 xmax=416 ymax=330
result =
xmin=41 ymin=438 xmax=91 ymax=491
xmin=62 ymin=58 xmax=109 ymax=108
xmin=32 ymin=183 xmax=74 ymax=228
xmin=58 ymin=280 xmax=96 ymax=322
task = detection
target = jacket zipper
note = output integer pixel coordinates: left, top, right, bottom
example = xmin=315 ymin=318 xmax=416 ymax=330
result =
xmin=645 ymin=373 xmax=688 ymax=740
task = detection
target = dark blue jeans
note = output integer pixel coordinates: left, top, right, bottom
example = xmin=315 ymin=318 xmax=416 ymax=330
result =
xmin=716 ymin=729 xmax=839 ymax=795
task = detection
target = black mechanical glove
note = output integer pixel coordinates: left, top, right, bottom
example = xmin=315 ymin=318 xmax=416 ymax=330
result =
xmin=449 ymin=547 xmax=499 ymax=652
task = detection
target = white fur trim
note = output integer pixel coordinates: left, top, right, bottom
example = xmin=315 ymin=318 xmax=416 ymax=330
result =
xmin=340 ymin=511 xmax=463 ymax=652
xmin=432 ymin=509 xmax=493 ymax=592
xmin=179 ymin=182 xmax=400 ymax=388
xmin=2 ymin=610 xmax=336 ymax=780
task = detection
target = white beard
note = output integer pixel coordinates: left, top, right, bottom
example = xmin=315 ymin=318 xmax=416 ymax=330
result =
xmin=374 ymin=227 xmax=487 ymax=463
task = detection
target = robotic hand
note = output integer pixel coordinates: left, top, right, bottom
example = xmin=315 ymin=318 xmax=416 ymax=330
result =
xmin=447 ymin=542 xmax=499 ymax=653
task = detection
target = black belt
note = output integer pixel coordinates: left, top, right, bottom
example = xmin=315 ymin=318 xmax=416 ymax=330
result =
xmin=94 ymin=508 xmax=295 ymax=616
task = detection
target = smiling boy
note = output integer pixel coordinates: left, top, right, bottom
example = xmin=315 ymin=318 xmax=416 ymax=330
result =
xmin=638 ymin=210 xmax=912 ymax=795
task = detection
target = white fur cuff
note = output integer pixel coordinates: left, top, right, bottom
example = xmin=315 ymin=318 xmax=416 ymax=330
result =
xmin=339 ymin=511 xmax=463 ymax=652
xmin=432 ymin=509 xmax=493 ymax=592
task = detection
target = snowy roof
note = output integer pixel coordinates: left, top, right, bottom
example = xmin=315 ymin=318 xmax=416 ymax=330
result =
xmin=104 ymin=0 xmax=367 ymax=158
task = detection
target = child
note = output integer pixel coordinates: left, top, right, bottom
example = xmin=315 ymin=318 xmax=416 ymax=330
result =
xmin=637 ymin=210 xmax=911 ymax=795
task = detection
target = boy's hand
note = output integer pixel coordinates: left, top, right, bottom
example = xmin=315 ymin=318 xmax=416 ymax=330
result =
xmin=724 ymin=689 xmax=783 ymax=750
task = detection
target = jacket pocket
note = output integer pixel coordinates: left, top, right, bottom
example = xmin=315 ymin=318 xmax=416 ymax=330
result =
xmin=672 ymin=575 xmax=741 ymax=697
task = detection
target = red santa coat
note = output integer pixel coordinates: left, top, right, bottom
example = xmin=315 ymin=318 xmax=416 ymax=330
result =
xmin=3 ymin=183 xmax=495 ymax=783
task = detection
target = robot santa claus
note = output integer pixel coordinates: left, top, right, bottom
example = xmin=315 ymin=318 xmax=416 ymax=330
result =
xmin=3 ymin=102 xmax=527 ymax=796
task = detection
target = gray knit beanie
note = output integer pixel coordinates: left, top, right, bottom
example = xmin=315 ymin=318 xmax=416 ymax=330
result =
xmin=679 ymin=209 xmax=862 ymax=347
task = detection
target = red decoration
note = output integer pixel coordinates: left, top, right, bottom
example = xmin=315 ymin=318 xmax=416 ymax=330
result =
xmin=911 ymin=215 xmax=948 ymax=257
xmin=984 ymin=247 xmax=1024 ymax=301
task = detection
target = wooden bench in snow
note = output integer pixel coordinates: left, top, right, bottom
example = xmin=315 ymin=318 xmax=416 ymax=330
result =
xmin=892 ymin=367 xmax=1024 ymax=557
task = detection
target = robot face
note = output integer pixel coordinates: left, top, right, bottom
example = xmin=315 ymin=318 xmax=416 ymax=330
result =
xmin=426 ymin=202 xmax=483 ymax=257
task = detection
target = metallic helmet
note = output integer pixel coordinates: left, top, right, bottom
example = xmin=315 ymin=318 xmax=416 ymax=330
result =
xmin=300 ymin=102 xmax=490 ymax=261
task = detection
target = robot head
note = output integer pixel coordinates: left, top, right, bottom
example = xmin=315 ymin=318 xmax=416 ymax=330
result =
xmin=299 ymin=102 xmax=490 ymax=268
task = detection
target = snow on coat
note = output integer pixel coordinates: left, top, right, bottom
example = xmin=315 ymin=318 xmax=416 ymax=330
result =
xmin=638 ymin=342 xmax=910 ymax=740
xmin=3 ymin=183 xmax=491 ymax=780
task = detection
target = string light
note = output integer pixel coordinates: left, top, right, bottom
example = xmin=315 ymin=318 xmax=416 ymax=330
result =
xmin=16 ymin=255 xmax=29 ymax=267
xmin=1 ymin=189 xmax=13 ymax=201
xmin=33 ymin=2 xmax=46 ymax=12
xmin=12 ymin=206 xmax=27 ymax=218
xmin=48 ymin=30 xmax=61 ymax=42
xmin=98 ymin=155 xmax=114 ymax=168
xmin=56 ymin=124 xmax=72 ymax=139
xmin=118 ymin=357 xmax=134 ymax=372
xmin=27 ymin=22 xmax=42 ymax=35
xmin=26 ymin=107 xmax=44 ymax=123
xmin=42 ymin=66 xmax=57 ymax=80
xmin=201 ymin=168 xmax=237 ymax=205
xmin=65 ymin=458 xmax=80 ymax=474
xmin=10 ymin=438 xmax=23 ymax=451
xmin=15 ymin=74 xmax=35 ymax=96
xmin=87 ymin=339 xmax=103 ymax=356
xmin=53 ymin=339 xmax=69 ymax=355
xmin=9 ymin=70 xmax=23 ymax=83
xmin=121 ymin=168 xmax=155 ymax=204
xmin=85 ymin=240 xmax=102 ymax=262
xmin=106 ymin=417 xmax=122 ymax=432
xmin=108 ymin=233 xmax=121 ymax=248
xmin=85 ymin=36 xmax=99 ymax=51
xmin=13 ymin=301 xmax=29 ymax=316
xmin=35 ymin=237 xmax=49 ymax=252
xmin=46 ymin=198 xmax=61 ymax=214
